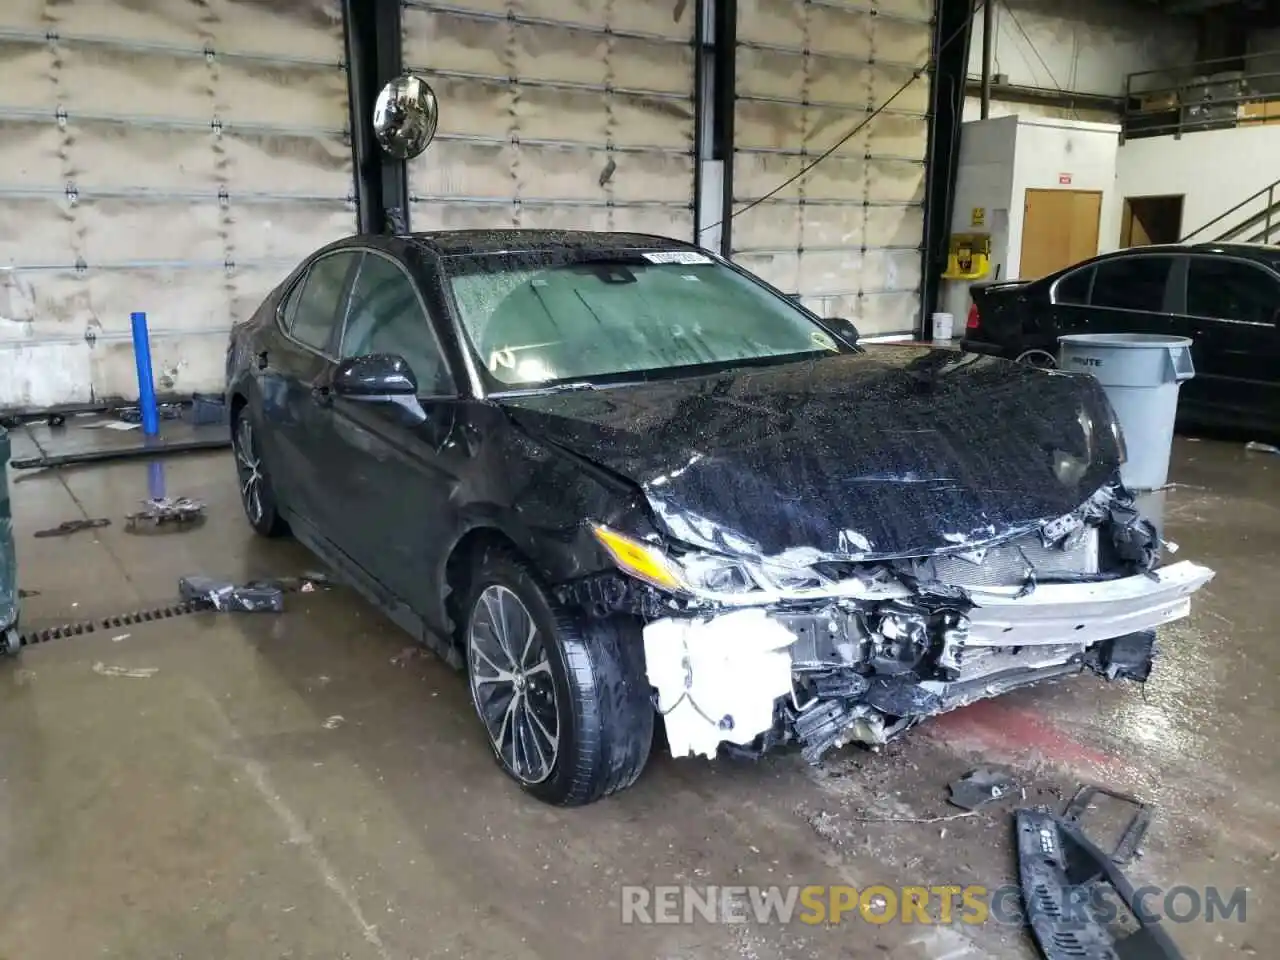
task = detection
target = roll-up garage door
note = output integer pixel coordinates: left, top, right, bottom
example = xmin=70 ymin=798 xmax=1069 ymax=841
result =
xmin=401 ymin=0 xmax=696 ymax=237
xmin=733 ymin=0 xmax=933 ymax=337
xmin=0 ymin=0 xmax=354 ymax=409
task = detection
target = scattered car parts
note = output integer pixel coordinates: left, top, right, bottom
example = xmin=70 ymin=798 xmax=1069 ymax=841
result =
xmin=178 ymin=576 xmax=285 ymax=613
xmin=33 ymin=517 xmax=111 ymax=538
xmin=126 ymin=497 xmax=207 ymax=531
xmin=1061 ymin=784 xmax=1152 ymax=866
xmin=948 ymin=767 xmax=1020 ymax=811
xmin=1016 ymin=806 xmax=1183 ymax=960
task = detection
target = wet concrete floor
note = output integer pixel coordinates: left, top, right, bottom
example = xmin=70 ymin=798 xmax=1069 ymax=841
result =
xmin=0 ymin=436 xmax=1274 ymax=958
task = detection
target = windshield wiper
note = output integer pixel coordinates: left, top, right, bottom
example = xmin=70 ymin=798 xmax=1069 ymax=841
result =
xmin=490 ymin=381 xmax=600 ymax=398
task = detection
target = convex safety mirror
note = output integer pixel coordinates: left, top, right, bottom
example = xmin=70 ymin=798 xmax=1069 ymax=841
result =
xmin=373 ymin=74 xmax=439 ymax=160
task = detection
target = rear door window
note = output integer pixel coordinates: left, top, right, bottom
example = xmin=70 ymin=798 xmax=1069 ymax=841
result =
xmin=1185 ymin=257 xmax=1280 ymax=325
xmin=1090 ymin=256 xmax=1174 ymax=312
xmin=289 ymin=252 xmax=359 ymax=354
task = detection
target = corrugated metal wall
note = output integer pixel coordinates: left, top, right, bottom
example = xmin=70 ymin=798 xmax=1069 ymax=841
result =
xmin=732 ymin=0 xmax=932 ymax=336
xmin=0 ymin=0 xmax=353 ymax=408
xmin=0 ymin=0 xmax=940 ymax=409
xmin=400 ymin=0 xmax=697 ymax=236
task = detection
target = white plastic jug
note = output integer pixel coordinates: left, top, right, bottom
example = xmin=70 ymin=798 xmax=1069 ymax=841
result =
xmin=931 ymin=312 xmax=955 ymax=341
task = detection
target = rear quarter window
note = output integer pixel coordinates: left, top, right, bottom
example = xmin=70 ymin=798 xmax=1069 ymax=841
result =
xmin=1053 ymin=267 xmax=1093 ymax=305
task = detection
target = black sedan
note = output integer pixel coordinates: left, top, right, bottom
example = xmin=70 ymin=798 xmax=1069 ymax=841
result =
xmin=961 ymin=243 xmax=1280 ymax=437
xmin=226 ymin=231 xmax=1213 ymax=805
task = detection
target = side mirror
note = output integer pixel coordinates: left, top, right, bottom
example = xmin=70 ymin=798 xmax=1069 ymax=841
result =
xmin=827 ymin=317 xmax=860 ymax=346
xmin=332 ymin=354 xmax=418 ymax=398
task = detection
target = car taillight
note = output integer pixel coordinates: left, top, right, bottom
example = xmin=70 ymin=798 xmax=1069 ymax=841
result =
xmin=966 ymin=303 xmax=980 ymax=330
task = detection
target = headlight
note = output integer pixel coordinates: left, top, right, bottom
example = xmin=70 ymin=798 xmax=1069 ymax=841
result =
xmin=590 ymin=524 xmax=827 ymax=598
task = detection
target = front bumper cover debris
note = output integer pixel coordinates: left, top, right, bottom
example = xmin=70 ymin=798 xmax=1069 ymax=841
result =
xmin=1016 ymin=807 xmax=1184 ymax=959
xmin=643 ymin=561 xmax=1214 ymax=762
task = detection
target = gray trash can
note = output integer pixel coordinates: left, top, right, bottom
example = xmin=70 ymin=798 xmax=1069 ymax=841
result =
xmin=1058 ymin=333 xmax=1195 ymax=491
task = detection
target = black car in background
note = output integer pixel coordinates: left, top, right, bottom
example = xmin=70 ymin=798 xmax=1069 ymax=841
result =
xmin=225 ymin=230 xmax=1213 ymax=806
xmin=961 ymin=243 xmax=1280 ymax=436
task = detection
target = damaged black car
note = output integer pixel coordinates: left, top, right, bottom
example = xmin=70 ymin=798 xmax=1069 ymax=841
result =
xmin=225 ymin=231 xmax=1215 ymax=806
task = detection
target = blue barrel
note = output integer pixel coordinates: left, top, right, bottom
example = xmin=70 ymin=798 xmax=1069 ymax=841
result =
xmin=1058 ymin=333 xmax=1195 ymax=491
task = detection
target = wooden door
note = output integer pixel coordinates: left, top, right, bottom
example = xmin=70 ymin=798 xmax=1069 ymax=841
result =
xmin=1019 ymin=188 xmax=1103 ymax=280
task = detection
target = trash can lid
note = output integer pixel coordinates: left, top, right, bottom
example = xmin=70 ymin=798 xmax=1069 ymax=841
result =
xmin=1058 ymin=333 xmax=1193 ymax=349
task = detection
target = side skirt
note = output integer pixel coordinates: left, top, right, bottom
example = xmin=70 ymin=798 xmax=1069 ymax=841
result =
xmin=282 ymin=508 xmax=463 ymax=670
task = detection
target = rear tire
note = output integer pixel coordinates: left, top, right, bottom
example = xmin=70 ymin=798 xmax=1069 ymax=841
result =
xmin=462 ymin=545 xmax=653 ymax=806
xmin=232 ymin=406 xmax=289 ymax=538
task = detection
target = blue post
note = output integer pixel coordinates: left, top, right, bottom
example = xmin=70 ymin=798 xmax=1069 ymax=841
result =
xmin=147 ymin=460 xmax=166 ymax=501
xmin=130 ymin=311 xmax=160 ymax=436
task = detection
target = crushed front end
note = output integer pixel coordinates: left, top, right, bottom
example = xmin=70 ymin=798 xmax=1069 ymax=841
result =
xmin=573 ymin=483 xmax=1214 ymax=764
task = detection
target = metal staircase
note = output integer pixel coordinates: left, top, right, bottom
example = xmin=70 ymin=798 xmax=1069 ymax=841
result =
xmin=1179 ymin=177 xmax=1280 ymax=245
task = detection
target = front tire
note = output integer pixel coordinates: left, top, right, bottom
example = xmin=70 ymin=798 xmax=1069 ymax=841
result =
xmin=463 ymin=546 xmax=653 ymax=806
xmin=232 ymin=406 xmax=289 ymax=538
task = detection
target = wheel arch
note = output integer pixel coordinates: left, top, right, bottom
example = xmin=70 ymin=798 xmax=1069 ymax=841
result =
xmin=437 ymin=517 xmax=614 ymax=649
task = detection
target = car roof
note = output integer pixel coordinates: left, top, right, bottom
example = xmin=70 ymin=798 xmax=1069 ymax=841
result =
xmin=402 ymin=229 xmax=695 ymax=257
xmin=1095 ymin=241 xmax=1280 ymax=265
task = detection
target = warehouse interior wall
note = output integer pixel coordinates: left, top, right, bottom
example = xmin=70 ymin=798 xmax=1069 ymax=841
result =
xmin=939 ymin=114 xmax=1120 ymax=320
xmin=1116 ymin=124 xmax=1280 ymax=242
xmin=0 ymin=0 xmax=968 ymax=408
xmin=0 ymin=0 xmax=354 ymax=410
xmin=963 ymin=0 xmax=1198 ymax=121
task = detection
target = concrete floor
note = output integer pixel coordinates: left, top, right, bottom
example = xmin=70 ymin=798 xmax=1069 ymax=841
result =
xmin=0 ymin=436 xmax=1274 ymax=959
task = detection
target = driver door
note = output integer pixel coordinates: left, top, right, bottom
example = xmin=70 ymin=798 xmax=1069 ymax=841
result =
xmin=323 ymin=249 xmax=465 ymax=611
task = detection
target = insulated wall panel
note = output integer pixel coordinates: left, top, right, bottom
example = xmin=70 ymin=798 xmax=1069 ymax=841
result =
xmin=0 ymin=0 xmax=354 ymax=408
xmin=402 ymin=0 xmax=696 ymax=238
xmin=733 ymin=0 xmax=933 ymax=336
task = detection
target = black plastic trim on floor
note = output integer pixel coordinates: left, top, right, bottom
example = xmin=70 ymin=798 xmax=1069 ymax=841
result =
xmin=15 ymin=601 xmax=206 ymax=648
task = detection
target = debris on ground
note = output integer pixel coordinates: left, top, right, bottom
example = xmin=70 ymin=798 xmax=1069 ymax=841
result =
xmin=391 ymin=646 xmax=426 ymax=666
xmin=17 ymin=588 xmax=40 ymax=598
xmin=116 ymin=404 xmax=182 ymax=425
xmin=33 ymin=517 xmax=111 ymax=539
xmin=253 ymin=572 xmax=333 ymax=594
xmin=1060 ymin=784 xmax=1152 ymax=865
xmin=947 ymin=766 xmax=1020 ymax=810
xmin=125 ymin=497 xmax=207 ymax=531
xmin=1016 ymin=805 xmax=1182 ymax=960
xmin=92 ymin=662 xmax=158 ymax=679
xmin=322 ymin=715 xmax=345 ymax=730
xmin=1245 ymin=441 xmax=1280 ymax=455
xmin=178 ymin=576 xmax=285 ymax=613
xmin=112 ymin=633 xmax=131 ymax=643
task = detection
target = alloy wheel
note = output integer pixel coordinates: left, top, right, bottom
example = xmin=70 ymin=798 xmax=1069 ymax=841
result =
xmin=234 ymin=416 xmax=265 ymax=525
xmin=1015 ymin=348 xmax=1058 ymax=370
xmin=468 ymin=585 xmax=560 ymax=784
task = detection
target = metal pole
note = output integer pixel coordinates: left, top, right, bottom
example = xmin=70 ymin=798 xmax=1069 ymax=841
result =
xmin=130 ymin=311 xmax=160 ymax=436
xmin=980 ymin=0 xmax=994 ymax=119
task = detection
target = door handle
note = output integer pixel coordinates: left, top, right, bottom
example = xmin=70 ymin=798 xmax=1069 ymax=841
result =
xmin=256 ymin=350 xmax=269 ymax=370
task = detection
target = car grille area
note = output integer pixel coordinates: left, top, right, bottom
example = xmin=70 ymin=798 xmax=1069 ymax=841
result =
xmin=930 ymin=528 xmax=1099 ymax=588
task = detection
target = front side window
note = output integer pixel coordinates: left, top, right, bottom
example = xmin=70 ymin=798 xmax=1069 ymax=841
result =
xmin=290 ymin=252 xmax=358 ymax=353
xmin=1185 ymin=257 xmax=1280 ymax=325
xmin=1090 ymin=256 xmax=1173 ymax=313
xmin=443 ymin=250 xmax=840 ymax=387
xmin=341 ymin=253 xmax=453 ymax=395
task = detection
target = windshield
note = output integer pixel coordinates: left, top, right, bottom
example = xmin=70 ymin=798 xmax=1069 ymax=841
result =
xmin=442 ymin=249 xmax=841 ymax=388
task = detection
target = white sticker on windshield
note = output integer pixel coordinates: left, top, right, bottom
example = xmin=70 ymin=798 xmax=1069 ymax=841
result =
xmin=642 ymin=250 xmax=713 ymax=265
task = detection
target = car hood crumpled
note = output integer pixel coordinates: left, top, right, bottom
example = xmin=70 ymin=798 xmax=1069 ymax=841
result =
xmin=497 ymin=346 xmax=1126 ymax=563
